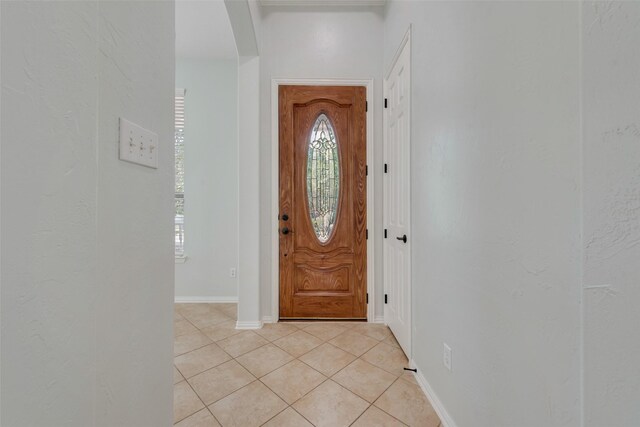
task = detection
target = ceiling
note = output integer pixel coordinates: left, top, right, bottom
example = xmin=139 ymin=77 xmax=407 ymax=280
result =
xmin=175 ymin=0 xmax=238 ymax=60
xmin=259 ymin=0 xmax=385 ymax=6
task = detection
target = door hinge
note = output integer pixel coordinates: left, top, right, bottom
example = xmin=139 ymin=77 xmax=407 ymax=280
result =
xmin=384 ymin=229 xmax=388 ymax=238
xmin=384 ymin=98 xmax=388 ymax=108
xmin=366 ymin=101 xmax=368 ymax=112
xmin=366 ymin=229 xmax=369 ymax=240
xmin=366 ymin=293 xmax=369 ymax=304
xmin=366 ymin=165 xmax=368 ymax=176
xmin=385 ymin=294 xmax=388 ymax=304
xmin=384 ymin=163 xmax=388 ymax=173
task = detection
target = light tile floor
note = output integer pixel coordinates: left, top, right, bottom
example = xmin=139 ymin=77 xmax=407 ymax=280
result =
xmin=174 ymin=303 xmax=441 ymax=427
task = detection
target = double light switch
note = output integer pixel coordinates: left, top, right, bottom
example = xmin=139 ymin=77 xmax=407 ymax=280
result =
xmin=119 ymin=118 xmax=159 ymax=169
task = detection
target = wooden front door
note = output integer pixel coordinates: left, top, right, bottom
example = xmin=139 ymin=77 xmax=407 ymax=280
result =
xmin=279 ymin=85 xmax=367 ymax=319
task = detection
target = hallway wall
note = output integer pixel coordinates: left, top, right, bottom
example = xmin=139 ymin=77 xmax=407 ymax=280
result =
xmin=1 ymin=2 xmax=175 ymax=425
xmin=582 ymin=2 xmax=640 ymax=425
xmin=384 ymin=2 xmax=582 ymax=426
xmin=257 ymin=6 xmax=385 ymax=320
xmin=175 ymin=58 xmax=239 ymax=301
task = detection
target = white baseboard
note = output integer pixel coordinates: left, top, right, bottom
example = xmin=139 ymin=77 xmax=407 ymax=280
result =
xmin=262 ymin=316 xmax=274 ymax=324
xmin=410 ymin=359 xmax=457 ymax=427
xmin=236 ymin=320 xmax=263 ymax=330
xmin=374 ymin=315 xmax=385 ymax=324
xmin=175 ymin=296 xmax=238 ymax=303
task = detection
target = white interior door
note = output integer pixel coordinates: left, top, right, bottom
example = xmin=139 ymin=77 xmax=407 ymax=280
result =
xmin=384 ymin=32 xmax=411 ymax=357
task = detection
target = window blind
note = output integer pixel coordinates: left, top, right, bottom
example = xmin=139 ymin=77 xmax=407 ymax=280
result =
xmin=175 ymin=88 xmax=185 ymax=129
xmin=175 ymin=88 xmax=186 ymax=256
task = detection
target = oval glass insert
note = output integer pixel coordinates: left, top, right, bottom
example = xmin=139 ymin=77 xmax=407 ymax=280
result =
xmin=307 ymin=114 xmax=340 ymax=243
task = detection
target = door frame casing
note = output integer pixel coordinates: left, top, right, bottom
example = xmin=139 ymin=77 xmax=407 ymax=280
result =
xmin=271 ymin=78 xmax=375 ymax=323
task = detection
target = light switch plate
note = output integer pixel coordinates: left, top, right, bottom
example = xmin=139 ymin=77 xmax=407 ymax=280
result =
xmin=119 ymin=118 xmax=159 ymax=168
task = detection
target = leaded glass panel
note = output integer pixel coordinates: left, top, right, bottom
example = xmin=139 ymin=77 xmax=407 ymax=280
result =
xmin=306 ymin=114 xmax=339 ymax=243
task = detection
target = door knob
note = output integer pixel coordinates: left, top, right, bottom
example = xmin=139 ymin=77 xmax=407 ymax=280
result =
xmin=282 ymin=214 xmax=289 ymax=221
xmin=396 ymin=234 xmax=407 ymax=243
xmin=281 ymin=227 xmax=290 ymax=235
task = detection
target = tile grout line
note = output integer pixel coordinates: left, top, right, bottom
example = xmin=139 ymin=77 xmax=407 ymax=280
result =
xmin=255 ymin=336 xmax=400 ymax=425
xmin=174 ymin=304 xmax=435 ymax=426
xmin=335 ymin=355 xmax=407 ymax=426
xmin=174 ymin=378 xmax=209 ymax=424
xmin=204 ymin=405 xmax=223 ymax=427
xmin=289 ymin=404 xmax=318 ymax=427
xmin=368 ymin=376 xmax=413 ymax=425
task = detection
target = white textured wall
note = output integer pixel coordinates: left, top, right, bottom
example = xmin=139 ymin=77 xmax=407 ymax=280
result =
xmin=1 ymin=1 xmax=175 ymax=425
xmin=384 ymin=2 xmax=582 ymax=426
xmin=175 ymin=59 xmax=239 ymax=301
xmin=582 ymin=2 xmax=640 ymax=426
xmin=258 ymin=7 xmax=385 ymax=319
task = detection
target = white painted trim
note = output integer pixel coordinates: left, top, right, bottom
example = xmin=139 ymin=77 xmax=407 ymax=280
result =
xmin=175 ymin=256 xmax=188 ymax=264
xmin=235 ymin=321 xmax=263 ymax=330
xmin=374 ymin=315 xmax=385 ymax=324
xmin=411 ymin=359 xmax=458 ymax=427
xmin=262 ymin=316 xmax=274 ymax=324
xmin=174 ymin=296 xmax=239 ymax=303
xmin=236 ymin=56 xmax=261 ymax=326
xmin=271 ymin=78 xmax=376 ymax=323
xmin=385 ymin=25 xmax=411 ymax=81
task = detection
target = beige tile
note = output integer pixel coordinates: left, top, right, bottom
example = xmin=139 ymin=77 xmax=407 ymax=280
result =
xmin=374 ymin=379 xmax=440 ymax=427
xmin=219 ymin=305 xmax=237 ymax=320
xmin=262 ymin=407 xmax=313 ymax=427
xmin=330 ymin=321 xmax=360 ymax=329
xmin=174 ymin=366 xmax=185 ymax=384
xmin=273 ymin=330 xmax=323 ymax=357
xmin=351 ymin=323 xmax=393 ymax=341
xmin=186 ymin=309 xmax=232 ymax=330
xmin=328 ymin=330 xmax=378 ymax=356
xmin=298 ymin=342 xmax=356 ymax=376
xmin=399 ymin=371 xmax=419 ymax=385
xmin=351 ymin=406 xmax=406 ymax=427
xmin=332 ymin=359 xmax=397 ymax=403
xmin=174 ymin=343 xmax=232 ymax=379
xmin=174 ymin=381 xmax=205 ymax=423
xmin=235 ymin=343 xmax=294 ymax=378
xmin=188 ymin=360 xmax=255 ymax=405
xmin=175 ymin=408 xmax=221 ymax=427
xmin=292 ymin=380 xmax=369 ymax=427
xmin=213 ymin=302 xmax=237 ymax=312
xmin=175 ymin=318 xmax=199 ymax=337
xmin=287 ymin=322 xmax=317 ymax=329
xmin=200 ymin=320 xmax=242 ymax=342
xmin=261 ymin=360 xmax=326 ymax=404
xmin=254 ymin=322 xmax=299 ymax=341
xmin=177 ymin=303 xmax=214 ymax=318
xmin=209 ymin=381 xmax=287 ymax=427
xmin=303 ymin=323 xmax=348 ymax=341
xmin=175 ymin=331 xmax=213 ymax=356
xmin=361 ymin=342 xmax=409 ymax=376
xmin=383 ymin=334 xmax=401 ymax=349
xmin=217 ymin=330 xmax=268 ymax=357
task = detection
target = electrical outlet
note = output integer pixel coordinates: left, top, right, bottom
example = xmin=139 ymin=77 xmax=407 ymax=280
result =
xmin=230 ymin=268 xmax=237 ymax=278
xmin=119 ymin=118 xmax=158 ymax=168
xmin=443 ymin=343 xmax=452 ymax=371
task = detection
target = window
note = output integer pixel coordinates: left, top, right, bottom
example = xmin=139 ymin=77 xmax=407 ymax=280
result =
xmin=307 ymin=113 xmax=340 ymax=243
xmin=175 ymin=88 xmax=186 ymax=256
